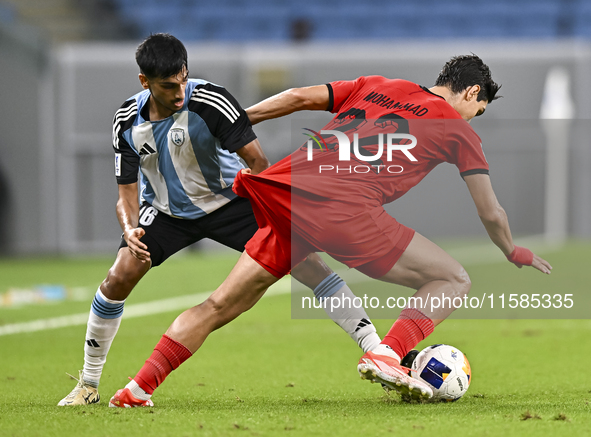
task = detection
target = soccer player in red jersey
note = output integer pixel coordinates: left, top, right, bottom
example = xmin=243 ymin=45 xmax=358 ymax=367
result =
xmin=110 ymin=55 xmax=552 ymax=406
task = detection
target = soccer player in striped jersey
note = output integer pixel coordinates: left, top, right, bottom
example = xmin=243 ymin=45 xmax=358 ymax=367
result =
xmin=58 ymin=33 xmax=380 ymax=407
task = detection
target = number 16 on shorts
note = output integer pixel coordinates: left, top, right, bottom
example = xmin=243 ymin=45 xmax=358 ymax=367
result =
xmin=139 ymin=205 xmax=158 ymax=227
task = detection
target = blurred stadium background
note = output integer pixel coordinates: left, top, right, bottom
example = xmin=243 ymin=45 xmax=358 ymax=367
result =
xmin=0 ymin=0 xmax=590 ymax=256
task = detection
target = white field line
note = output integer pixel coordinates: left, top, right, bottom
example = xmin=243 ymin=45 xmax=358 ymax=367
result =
xmin=0 ymin=277 xmax=294 ymax=337
xmin=0 ymin=237 xmax=559 ymax=337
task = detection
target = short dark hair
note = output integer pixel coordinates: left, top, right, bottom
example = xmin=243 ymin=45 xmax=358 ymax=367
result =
xmin=135 ymin=33 xmax=188 ymax=79
xmin=434 ymin=54 xmax=501 ymax=102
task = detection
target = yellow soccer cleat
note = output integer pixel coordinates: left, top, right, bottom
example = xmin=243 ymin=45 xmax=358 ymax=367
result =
xmin=57 ymin=370 xmax=100 ymax=406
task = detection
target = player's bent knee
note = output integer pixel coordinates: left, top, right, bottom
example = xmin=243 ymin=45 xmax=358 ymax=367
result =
xmin=101 ymin=265 xmax=145 ymax=299
xmin=453 ymin=267 xmax=472 ymax=297
xmin=203 ymin=295 xmax=225 ymax=315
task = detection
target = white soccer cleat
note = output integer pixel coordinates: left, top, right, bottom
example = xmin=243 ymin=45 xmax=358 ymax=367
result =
xmin=358 ymin=350 xmax=433 ymax=401
xmin=57 ymin=370 xmax=100 ymax=406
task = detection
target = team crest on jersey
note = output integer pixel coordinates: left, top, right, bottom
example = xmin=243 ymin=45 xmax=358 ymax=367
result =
xmin=170 ymin=128 xmax=186 ymax=147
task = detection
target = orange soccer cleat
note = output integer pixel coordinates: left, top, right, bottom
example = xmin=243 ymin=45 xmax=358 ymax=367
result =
xmin=358 ymin=347 xmax=433 ymax=401
xmin=108 ymin=388 xmax=154 ymax=408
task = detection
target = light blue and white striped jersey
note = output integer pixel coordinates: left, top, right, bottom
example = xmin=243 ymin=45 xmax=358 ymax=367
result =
xmin=112 ymin=79 xmax=257 ymax=219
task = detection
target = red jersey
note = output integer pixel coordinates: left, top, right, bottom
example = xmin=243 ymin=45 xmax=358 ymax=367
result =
xmin=287 ymin=76 xmax=489 ymax=208
xmin=234 ymin=76 xmax=490 ymax=278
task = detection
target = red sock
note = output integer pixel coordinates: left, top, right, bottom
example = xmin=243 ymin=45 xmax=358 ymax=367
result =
xmin=134 ymin=335 xmax=192 ymax=395
xmin=381 ymin=308 xmax=434 ymax=359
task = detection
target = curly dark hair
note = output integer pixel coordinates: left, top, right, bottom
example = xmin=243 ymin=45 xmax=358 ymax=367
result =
xmin=434 ymin=54 xmax=501 ymax=102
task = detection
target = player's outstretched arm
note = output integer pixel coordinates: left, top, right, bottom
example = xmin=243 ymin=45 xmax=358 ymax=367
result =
xmin=464 ymin=173 xmax=552 ymax=274
xmin=236 ymin=139 xmax=270 ymax=175
xmin=246 ymin=85 xmax=330 ymax=125
xmin=116 ymin=183 xmax=150 ymax=262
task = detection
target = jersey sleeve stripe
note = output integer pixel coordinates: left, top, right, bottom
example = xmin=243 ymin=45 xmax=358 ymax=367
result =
xmin=190 ymin=95 xmax=237 ymax=123
xmin=326 ymin=83 xmax=334 ymax=112
xmin=114 ymin=105 xmax=137 ymax=123
xmin=195 ymin=88 xmax=241 ymax=118
xmin=460 ymin=168 xmax=489 ymax=179
xmin=112 ymin=102 xmax=138 ymax=150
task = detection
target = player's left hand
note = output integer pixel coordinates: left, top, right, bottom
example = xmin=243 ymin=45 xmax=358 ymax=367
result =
xmin=531 ymin=253 xmax=552 ymax=274
xmin=507 ymin=246 xmax=552 ymax=274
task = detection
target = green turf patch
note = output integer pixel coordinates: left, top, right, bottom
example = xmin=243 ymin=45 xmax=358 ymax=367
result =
xmin=1 ymin=243 xmax=590 ymax=436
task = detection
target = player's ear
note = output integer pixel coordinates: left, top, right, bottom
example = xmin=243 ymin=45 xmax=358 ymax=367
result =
xmin=139 ymin=73 xmax=150 ymax=90
xmin=465 ymin=85 xmax=481 ymax=102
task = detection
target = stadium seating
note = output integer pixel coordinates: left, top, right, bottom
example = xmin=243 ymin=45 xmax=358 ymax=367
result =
xmin=109 ymin=0 xmax=591 ymax=41
xmin=0 ymin=3 xmax=15 ymax=23
xmin=573 ymin=0 xmax=591 ymax=38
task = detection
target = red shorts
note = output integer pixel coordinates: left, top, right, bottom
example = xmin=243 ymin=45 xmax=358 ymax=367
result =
xmin=233 ymin=167 xmax=415 ymax=279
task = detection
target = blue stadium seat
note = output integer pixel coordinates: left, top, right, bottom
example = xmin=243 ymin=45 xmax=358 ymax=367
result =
xmin=130 ymin=4 xmax=187 ymax=39
xmin=507 ymin=2 xmax=561 ymax=38
xmin=0 ymin=3 xmax=15 ymax=23
xmin=109 ymin=0 xmax=589 ymax=41
xmin=572 ymin=2 xmax=591 ymax=38
xmin=185 ymin=6 xmax=290 ymax=41
xmin=409 ymin=2 xmax=473 ymax=39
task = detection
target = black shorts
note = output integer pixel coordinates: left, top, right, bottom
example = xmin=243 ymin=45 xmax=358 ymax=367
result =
xmin=118 ymin=196 xmax=259 ymax=267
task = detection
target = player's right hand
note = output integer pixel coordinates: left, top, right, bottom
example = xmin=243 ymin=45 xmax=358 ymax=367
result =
xmin=125 ymin=227 xmax=151 ymax=262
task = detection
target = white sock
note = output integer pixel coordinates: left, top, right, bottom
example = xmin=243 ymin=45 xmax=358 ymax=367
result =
xmin=125 ymin=379 xmax=152 ymax=401
xmin=372 ymin=343 xmax=402 ymax=362
xmin=314 ymin=274 xmax=382 ymax=353
xmin=82 ymin=288 xmax=125 ymax=387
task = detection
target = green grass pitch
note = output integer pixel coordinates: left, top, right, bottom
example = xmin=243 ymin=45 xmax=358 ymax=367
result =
xmin=1 ymin=241 xmax=590 ymax=436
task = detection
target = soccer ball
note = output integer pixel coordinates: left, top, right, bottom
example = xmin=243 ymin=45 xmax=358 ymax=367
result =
xmin=410 ymin=344 xmax=471 ymax=402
